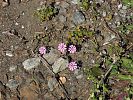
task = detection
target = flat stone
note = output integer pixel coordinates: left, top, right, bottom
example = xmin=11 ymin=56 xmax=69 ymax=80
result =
xmin=22 ymin=57 xmax=40 ymax=70
xmin=71 ymin=0 xmax=79 ymax=4
xmin=52 ymin=57 xmax=68 ymax=73
xmin=6 ymin=79 xmax=19 ymax=89
xmin=48 ymin=77 xmax=57 ymax=91
xmin=73 ymin=11 xmax=85 ymax=25
xmin=43 ymin=48 xmax=59 ymax=65
xmin=5 ymin=51 xmax=13 ymax=57
xmin=59 ymin=15 xmax=67 ymax=23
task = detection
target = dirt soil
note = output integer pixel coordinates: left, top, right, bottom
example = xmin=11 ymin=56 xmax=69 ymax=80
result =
xmin=0 ymin=0 xmax=133 ymax=100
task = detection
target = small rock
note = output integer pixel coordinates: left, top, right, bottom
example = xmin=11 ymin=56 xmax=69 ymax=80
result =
xmin=22 ymin=57 xmax=40 ymax=70
xmin=2 ymin=1 xmax=9 ymax=8
xmin=102 ymin=11 xmax=106 ymax=17
xmin=5 ymin=51 xmax=13 ymax=57
xmin=6 ymin=79 xmax=19 ymax=89
xmin=59 ymin=8 xmax=67 ymax=14
xmin=118 ymin=4 xmax=122 ymax=9
xmin=9 ymin=65 xmax=17 ymax=72
xmin=71 ymin=0 xmax=79 ymax=4
xmin=103 ymin=34 xmax=116 ymax=45
xmin=61 ymin=1 xmax=69 ymax=8
xmin=43 ymin=48 xmax=59 ymax=64
xmin=59 ymin=76 xmax=67 ymax=84
xmin=73 ymin=11 xmax=86 ymax=25
xmin=74 ymin=69 xmax=83 ymax=79
xmin=52 ymin=57 xmax=68 ymax=73
xmin=59 ymin=15 xmax=67 ymax=23
xmin=48 ymin=77 xmax=57 ymax=91
xmin=122 ymin=6 xmax=127 ymax=10
xmin=76 ymin=74 xmax=83 ymax=79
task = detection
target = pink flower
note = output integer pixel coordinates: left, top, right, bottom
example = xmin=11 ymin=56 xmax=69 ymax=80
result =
xmin=39 ymin=46 xmax=46 ymax=55
xmin=58 ymin=43 xmax=67 ymax=53
xmin=68 ymin=61 xmax=78 ymax=71
xmin=68 ymin=45 xmax=76 ymax=53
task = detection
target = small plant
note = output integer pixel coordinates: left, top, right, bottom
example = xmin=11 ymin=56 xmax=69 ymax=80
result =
xmin=80 ymin=0 xmax=90 ymax=10
xmin=68 ymin=26 xmax=93 ymax=44
xmin=122 ymin=0 xmax=133 ymax=8
xmin=35 ymin=5 xmax=58 ymax=21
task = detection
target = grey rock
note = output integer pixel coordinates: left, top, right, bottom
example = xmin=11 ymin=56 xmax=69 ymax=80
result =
xmin=9 ymin=65 xmax=17 ymax=72
xmin=5 ymin=51 xmax=13 ymax=57
xmin=73 ymin=11 xmax=85 ymax=25
xmin=103 ymin=34 xmax=116 ymax=45
xmin=52 ymin=57 xmax=68 ymax=73
xmin=22 ymin=57 xmax=40 ymax=70
xmin=74 ymin=69 xmax=84 ymax=79
xmin=2 ymin=1 xmax=9 ymax=8
xmin=48 ymin=77 xmax=57 ymax=91
xmin=61 ymin=1 xmax=69 ymax=8
xmin=59 ymin=15 xmax=67 ymax=23
xmin=43 ymin=48 xmax=59 ymax=65
xmin=71 ymin=0 xmax=79 ymax=4
xmin=6 ymin=79 xmax=19 ymax=89
xmin=59 ymin=8 xmax=67 ymax=14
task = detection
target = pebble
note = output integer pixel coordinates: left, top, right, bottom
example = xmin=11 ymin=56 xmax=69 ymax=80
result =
xmin=52 ymin=57 xmax=68 ymax=73
xmin=122 ymin=6 xmax=127 ymax=10
xmin=118 ymin=4 xmax=122 ymax=9
xmin=102 ymin=11 xmax=106 ymax=17
xmin=6 ymin=79 xmax=19 ymax=89
xmin=48 ymin=77 xmax=57 ymax=91
xmin=71 ymin=0 xmax=79 ymax=4
xmin=9 ymin=65 xmax=17 ymax=72
xmin=59 ymin=15 xmax=67 ymax=23
xmin=21 ymin=25 xmax=24 ymax=29
xmin=73 ymin=11 xmax=86 ymax=25
xmin=5 ymin=51 xmax=13 ymax=57
xmin=43 ymin=48 xmax=59 ymax=65
xmin=22 ymin=57 xmax=40 ymax=70
xmin=61 ymin=1 xmax=69 ymax=8
xmin=2 ymin=1 xmax=9 ymax=8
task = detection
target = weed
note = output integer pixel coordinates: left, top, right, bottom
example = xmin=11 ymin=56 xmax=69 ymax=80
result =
xmin=67 ymin=26 xmax=94 ymax=44
xmin=35 ymin=5 xmax=58 ymax=21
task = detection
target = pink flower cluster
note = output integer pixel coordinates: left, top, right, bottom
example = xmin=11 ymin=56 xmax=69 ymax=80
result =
xmin=39 ymin=43 xmax=78 ymax=71
xmin=39 ymin=46 xmax=46 ymax=55
xmin=58 ymin=43 xmax=76 ymax=54
xmin=68 ymin=61 xmax=78 ymax=71
xmin=58 ymin=43 xmax=67 ymax=54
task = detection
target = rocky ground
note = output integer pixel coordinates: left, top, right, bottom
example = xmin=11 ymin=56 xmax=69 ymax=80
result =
xmin=0 ymin=0 xmax=133 ymax=100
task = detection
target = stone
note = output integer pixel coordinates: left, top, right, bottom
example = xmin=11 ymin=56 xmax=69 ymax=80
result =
xmin=2 ymin=1 xmax=9 ymax=8
xmin=59 ymin=15 xmax=67 ymax=23
xmin=6 ymin=79 xmax=19 ymax=89
xmin=48 ymin=77 xmax=57 ymax=91
xmin=73 ymin=11 xmax=85 ymax=25
xmin=5 ymin=51 xmax=13 ymax=57
xmin=71 ymin=0 xmax=79 ymax=4
xmin=61 ymin=1 xmax=69 ymax=8
xmin=9 ymin=65 xmax=17 ymax=72
xmin=22 ymin=57 xmax=40 ymax=70
xmin=52 ymin=57 xmax=68 ymax=73
xmin=103 ymin=34 xmax=116 ymax=45
xmin=43 ymin=48 xmax=59 ymax=65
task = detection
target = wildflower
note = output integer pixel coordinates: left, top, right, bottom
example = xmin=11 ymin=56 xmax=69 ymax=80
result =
xmin=68 ymin=61 xmax=78 ymax=71
xmin=68 ymin=45 xmax=76 ymax=53
xmin=39 ymin=46 xmax=46 ymax=55
xmin=58 ymin=43 xmax=67 ymax=53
